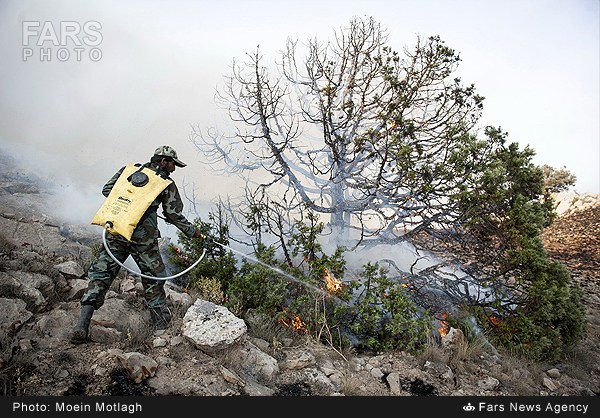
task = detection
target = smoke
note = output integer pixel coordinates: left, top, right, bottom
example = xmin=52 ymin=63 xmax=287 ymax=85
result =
xmin=0 ymin=137 xmax=108 ymax=226
xmin=0 ymin=137 xmax=219 ymax=274
xmin=0 ymin=136 xmax=482 ymax=320
xmin=0 ymin=136 xmax=226 ymax=233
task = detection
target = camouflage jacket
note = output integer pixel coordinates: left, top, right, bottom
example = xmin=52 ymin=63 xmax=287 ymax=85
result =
xmin=102 ymin=162 xmax=196 ymax=243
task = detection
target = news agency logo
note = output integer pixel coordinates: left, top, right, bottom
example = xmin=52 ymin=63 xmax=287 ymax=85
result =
xmin=463 ymin=403 xmax=475 ymax=412
xmin=22 ymin=20 xmax=103 ymax=62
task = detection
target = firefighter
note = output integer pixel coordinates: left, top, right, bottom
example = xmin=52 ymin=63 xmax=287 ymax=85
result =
xmin=71 ymin=145 xmax=205 ymax=344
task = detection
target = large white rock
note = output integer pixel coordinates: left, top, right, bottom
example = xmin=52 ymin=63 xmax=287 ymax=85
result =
xmin=182 ymin=299 xmax=247 ymax=353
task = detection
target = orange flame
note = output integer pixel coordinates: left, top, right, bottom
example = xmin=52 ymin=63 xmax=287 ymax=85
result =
xmin=291 ymin=315 xmax=308 ymax=333
xmin=173 ymin=246 xmax=191 ymax=263
xmin=400 ymin=275 xmax=412 ymax=291
xmin=323 ymin=268 xmax=343 ymax=293
xmin=278 ymin=314 xmax=308 ymax=334
xmin=438 ymin=312 xmax=450 ymax=338
xmin=488 ymin=315 xmax=502 ymax=327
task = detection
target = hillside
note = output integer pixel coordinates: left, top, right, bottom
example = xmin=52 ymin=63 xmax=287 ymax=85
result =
xmin=0 ymin=151 xmax=598 ymax=401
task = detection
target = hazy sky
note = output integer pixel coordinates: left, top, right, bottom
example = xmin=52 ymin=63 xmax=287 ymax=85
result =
xmin=1 ymin=0 xmax=598 ymax=226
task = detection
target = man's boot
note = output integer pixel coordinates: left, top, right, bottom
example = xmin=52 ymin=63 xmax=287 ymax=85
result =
xmin=149 ymin=307 xmax=171 ymax=330
xmin=70 ymin=304 xmax=95 ymax=344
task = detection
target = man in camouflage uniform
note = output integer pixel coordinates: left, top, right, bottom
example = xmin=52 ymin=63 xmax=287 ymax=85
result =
xmin=71 ymin=145 xmax=205 ymax=344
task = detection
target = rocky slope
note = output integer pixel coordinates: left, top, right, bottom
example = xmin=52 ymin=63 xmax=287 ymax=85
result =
xmin=0 ymin=151 xmax=598 ymax=397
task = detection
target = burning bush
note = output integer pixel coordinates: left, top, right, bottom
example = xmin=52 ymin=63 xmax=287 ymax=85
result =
xmin=173 ymin=208 xmax=435 ymax=354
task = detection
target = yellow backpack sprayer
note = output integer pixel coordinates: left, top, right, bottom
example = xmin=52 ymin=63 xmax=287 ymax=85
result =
xmin=91 ymin=163 xmax=206 ymax=281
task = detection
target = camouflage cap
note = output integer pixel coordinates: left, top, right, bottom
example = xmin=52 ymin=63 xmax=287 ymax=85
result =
xmin=154 ymin=145 xmax=186 ymax=167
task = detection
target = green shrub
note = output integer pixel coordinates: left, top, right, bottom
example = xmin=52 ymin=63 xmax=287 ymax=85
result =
xmin=225 ymin=243 xmax=289 ymax=317
xmin=457 ymin=129 xmax=586 ymax=361
xmin=348 ymin=262 xmax=434 ymax=354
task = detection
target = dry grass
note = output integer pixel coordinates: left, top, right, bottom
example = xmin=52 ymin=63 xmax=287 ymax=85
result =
xmin=417 ymin=324 xmax=555 ymax=396
xmin=417 ymin=329 xmax=490 ymax=368
xmin=492 ymin=351 xmax=544 ymax=396
xmin=339 ymin=374 xmax=365 ymax=396
xmin=186 ymin=275 xmax=225 ymax=305
xmin=244 ymin=309 xmax=304 ymax=349
xmin=122 ymin=316 xmax=154 ymax=350
xmin=416 ymin=327 xmax=553 ymax=395
xmin=418 ymin=335 xmax=451 ymax=364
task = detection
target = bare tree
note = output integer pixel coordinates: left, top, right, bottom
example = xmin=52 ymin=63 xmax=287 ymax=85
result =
xmin=191 ymin=17 xmax=489 ymax=251
xmin=188 ymin=17 xmax=584 ymax=360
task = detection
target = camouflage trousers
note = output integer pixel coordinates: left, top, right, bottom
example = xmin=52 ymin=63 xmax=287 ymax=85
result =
xmin=80 ymin=235 xmax=168 ymax=310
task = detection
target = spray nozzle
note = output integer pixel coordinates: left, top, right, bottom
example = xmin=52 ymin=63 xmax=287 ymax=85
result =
xmin=201 ymin=234 xmax=214 ymax=246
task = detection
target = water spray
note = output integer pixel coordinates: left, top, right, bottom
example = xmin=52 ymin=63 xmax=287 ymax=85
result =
xmin=211 ymin=240 xmax=350 ymax=307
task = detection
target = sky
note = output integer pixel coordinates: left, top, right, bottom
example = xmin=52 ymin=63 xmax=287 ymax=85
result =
xmin=0 ymin=0 xmax=598 ymax=229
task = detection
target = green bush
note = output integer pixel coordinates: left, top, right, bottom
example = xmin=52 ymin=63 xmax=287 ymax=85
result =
xmin=167 ymin=207 xmax=238 ymax=296
xmin=225 ymin=243 xmax=289 ymax=317
xmin=457 ymin=128 xmax=585 ymax=361
xmin=479 ymin=249 xmax=585 ymax=362
xmin=348 ymin=262 xmax=434 ymax=353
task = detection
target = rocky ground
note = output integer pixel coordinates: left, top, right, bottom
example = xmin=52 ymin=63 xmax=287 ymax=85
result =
xmin=0 ymin=151 xmax=599 ymax=399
